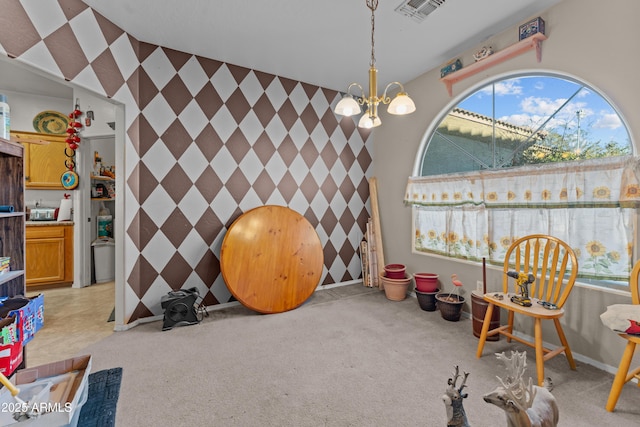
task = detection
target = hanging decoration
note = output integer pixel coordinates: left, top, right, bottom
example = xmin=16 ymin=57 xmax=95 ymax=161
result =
xmin=61 ymin=100 xmax=83 ymax=190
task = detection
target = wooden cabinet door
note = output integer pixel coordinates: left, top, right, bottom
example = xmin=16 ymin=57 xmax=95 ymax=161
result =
xmin=26 ymin=226 xmax=66 ymax=286
xmin=12 ymin=131 xmax=67 ymax=189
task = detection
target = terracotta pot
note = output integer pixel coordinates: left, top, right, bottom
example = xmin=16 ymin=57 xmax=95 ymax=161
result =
xmin=414 ymin=273 xmax=439 ymax=292
xmin=435 ymin=293 xmax=465 ymax=321
xmin=380 ymin=273 xmax=411 ymax=301
xmin=415 ymin=288 xmax=439 ymax=311
xmin=384 ymin=263 xmax=406 ymax=279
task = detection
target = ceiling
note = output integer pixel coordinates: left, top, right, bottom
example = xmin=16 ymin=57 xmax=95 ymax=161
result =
xmin=3 ymin=0 xmax=561 ymax=97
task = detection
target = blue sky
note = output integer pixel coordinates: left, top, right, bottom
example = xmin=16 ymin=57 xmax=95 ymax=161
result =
xmin=457 ymin=76 xmax=630 ymax=149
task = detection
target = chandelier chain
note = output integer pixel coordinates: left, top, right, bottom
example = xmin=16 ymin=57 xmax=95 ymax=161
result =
xmin=367 ymin=0 xmax=378 ymax=67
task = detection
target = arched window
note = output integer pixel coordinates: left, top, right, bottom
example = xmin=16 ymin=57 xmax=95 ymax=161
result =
xmin=406 ymin=73 xmax=636 ymax=289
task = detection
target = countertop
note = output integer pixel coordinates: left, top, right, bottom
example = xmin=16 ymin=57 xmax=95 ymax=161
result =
xmin=26 ymin=221 xmax=74 ymax=226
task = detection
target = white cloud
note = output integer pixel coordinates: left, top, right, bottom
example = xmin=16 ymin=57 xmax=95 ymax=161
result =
xmin=593 ymin=113 xmax=622 ymax=130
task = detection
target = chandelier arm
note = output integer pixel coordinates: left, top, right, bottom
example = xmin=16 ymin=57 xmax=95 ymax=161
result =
xmin=380 ymin=82 xmax=407 ymax=105
xmin=346 ymin=83 xmax=368 ymax=105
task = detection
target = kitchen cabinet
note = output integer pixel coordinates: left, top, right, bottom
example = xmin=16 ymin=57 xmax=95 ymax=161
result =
xmin=11 ymin=131 xmax=68 ymax=189
xmin=25 ymin=223 xmax=73 ymax=287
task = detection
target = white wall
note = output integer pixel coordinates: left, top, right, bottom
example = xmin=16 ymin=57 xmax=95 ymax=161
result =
xmin=372 ymin=0 xmax=640 ymax=371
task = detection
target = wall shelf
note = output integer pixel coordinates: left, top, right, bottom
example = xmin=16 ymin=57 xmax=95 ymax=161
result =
xmin=440 ymin=33 xmax=547 ymax=96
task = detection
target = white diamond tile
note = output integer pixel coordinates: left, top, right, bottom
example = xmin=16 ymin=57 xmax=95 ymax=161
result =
xmin=347 ymin=223 xmax=365 ymax=248
xmin=210 ymin=147 xmax=237 ymax=182
xmin=176 ymin=229 xmax=210 ymax=268
xmin=288 ymin=83 xmax=310 ymax=115
xmin=177 ymin=145 xmax=208 ymax=182
xmin=347 ymin=254 xmax=363 ymax=280
xmin=211 ymin=188 xmax=239 ymax=221
xmin=178 ymin=56 xmax=210 ymax=96
xmin=211 ymin=276 xmax=232 ymax=303
xmin=178 ymin=99 xmax=209 ymax=140
xmin=238 ymin=151 xmax=263 ymax=184
xmin=288 ymin=155 xmax=310 ymax=185
xmin=313 ymin=224 xmax=329 ymax=247
xmin=140 ymin=280 xmax=173 ymax=315
xmin=265 ymin=78 xmax=288 ymax=111
xmin=18 ymin=41 xmax=63 ymax=80
xmin=329 ymin=225 xmax=347 ymax=250
xmin=309 ymin=192 xmax=330 ymax=220
xmin=141 ymin=139 xmax=177 ymax=182
xmin=140 ymin=186 xmax=176 ymax=227
xmin=237 ymin=111 xmax=263 ymax=145
xmin=238 ymin=188 xmax=263 ymax=212
xmin=69 ymin=9 xmax=108 ymax=62
xmin=329 ymin=161 xmax=348 ymax=188
xmin=141 ymin=47 xmax=176 ymax=90
xmin=177 ymin=187 xmax=210 ymax=226
xmin=266 ymin=191 xmax=287 ymax=206
xmin=328 ymin=192 xmax=348 ymax=219
xmin=141 ymin=232 xmax=175 ymax=273
xmin=142 ymin=94 xmax=176 ymax=136
xmin=309 ymin=124 xmax=329 ymax=151
xmin=264 ymin=155 xmax=287 ymax=184
xmin=110 ymin=33 xmax=139 ymax=81
xmin=310 ymin=89 xmax=330 ymax=118
xmin=309 ymin=157 xmax=330 ymax=184
xmin=209 ymin=106 xmax=236 ymax=142
xmin=124 ymin=282 xmax=144 ymax=319
xmin=238 ymin=71 xmax=263 ymax=106
xmin=288 ymin=120 xmax=311 ymax=149
xmin=264 ymin=117 xmax=288 ymax=146
xmin=74 ymin=64 xmax=106 ymax=97
xmin=287 ymin=190 xmax=310 ymax=216
xmin=112 ymin=87 xmax=139 ymax=130
xmin=210 ymin=64 xmax=237 ymax=102
xmin=21 ymin=0 xmax=67 ymax=39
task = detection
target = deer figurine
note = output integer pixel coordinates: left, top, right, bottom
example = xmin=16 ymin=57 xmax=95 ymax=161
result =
xmin=442 ymin=365 xmax=471 ymax=427
xmin=483 ymin=351 xmax=559 ymax=427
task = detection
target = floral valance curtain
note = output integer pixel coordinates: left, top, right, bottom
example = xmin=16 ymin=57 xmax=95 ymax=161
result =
xmin=405 ymin=156 xmax=640 ymax=281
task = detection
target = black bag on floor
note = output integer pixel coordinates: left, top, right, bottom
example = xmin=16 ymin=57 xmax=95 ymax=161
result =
xmin=160 ymin=288 xmax=203 ymax=331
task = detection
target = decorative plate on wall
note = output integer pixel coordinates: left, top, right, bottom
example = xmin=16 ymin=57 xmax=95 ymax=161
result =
xmin=32 ymin=110 xmax=69 ymax=134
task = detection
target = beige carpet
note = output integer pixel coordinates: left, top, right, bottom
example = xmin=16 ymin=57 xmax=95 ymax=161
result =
xmin=76 ymin=284 xmax=640 ymax=426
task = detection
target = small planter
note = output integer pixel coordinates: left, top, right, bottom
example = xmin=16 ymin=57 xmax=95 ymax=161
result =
xmin=384 ymin=264 xmax=406 ymax=279
xmin=415 ymin=288 xmax=439 ymax=311
xmin=380 ymin=273 xmax=411 ymax=301
xmin=436 ymin=293 xmax=465 ymax=321
xmin=414 ymin=273 xmax=439 ymax=292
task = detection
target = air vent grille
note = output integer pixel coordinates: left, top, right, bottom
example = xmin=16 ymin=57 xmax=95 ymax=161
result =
xmin=395 ymin=0 xmax=447 ymax=23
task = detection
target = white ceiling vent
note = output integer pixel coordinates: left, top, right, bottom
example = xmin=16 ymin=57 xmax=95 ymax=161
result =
xmin=395 ymin=0 xmax=447 ymax=23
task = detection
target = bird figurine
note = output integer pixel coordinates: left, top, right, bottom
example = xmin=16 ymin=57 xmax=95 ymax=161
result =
xmin=451 ymin=274 xmax=464 ymax=299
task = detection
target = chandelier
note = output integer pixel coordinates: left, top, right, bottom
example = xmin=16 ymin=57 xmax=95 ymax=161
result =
xmin=334 ymin=0 xmax=416 ymax=129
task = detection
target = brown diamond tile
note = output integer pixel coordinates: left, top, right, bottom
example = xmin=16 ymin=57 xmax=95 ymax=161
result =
xmin=194 ymin=124 xmax=224 ymax=162
xmin=253 ymin=93 xmax=277 ymax=128
xmin=93 ymin=11 xmax=125 ymax=45
xmin=254 ymin=70 xmax=276 ymax=90
xmin=43 ymin=23 xmax=89 ymax=80
xmin=58 ymin=0 xmax=90 ymax=21
xmin=278 ymin=77 xmax=298 ymax=95
xmin=161 ymin=75 xmax=193 ymax=115
xmin=357 ymin=126 xmax=373 ymax=141
xmin=160 ymin=164 xmax=193 ymax=204
xmin=226 ymin=63 xmax=251 ymax=85
xmin=339 ymin=144 xmax=356 ymax=170
xmin=136 ymin=208 xmax=160 ymax=251
xmin=160 ymin=208 xmax=192 ymax=248
xmin=299 ymin=173 xmax=319 ymax=203
xmin=195 ymin=249 xmax=220 ymax=289
xmin=339 ymin=208 xmax=356 ymax=234
xmin=126 ymin=114 xmax=141 ymax=155
xmin=322 ymin=88 xmax=340 ymax=105
xmin=276 ymin=171 xmax=298 ymax=203
xmin=196 ymin=55 xmax=223 ymax=78
xmin=253 ymin=132 xmax=276 ymax=166
xmin=127 ymin=302 xmax=154 ymax=324
xmin=128 ymin=254 xmax=159 ymax=299
xmin=202 ymin=291 xmax=220 ymax=306
xmin=0 ymin=2 xmax=41 ymax=58
xmin=321 ymin=209 xmax=339 ymax=235
xmin=224 ymin=207 xmax=244 ymax=229
xmin=226 ymin=169 xmax=251 ymax=204
xmin=161 ymin=119 xmax=192 ymax=160
xmin=126 ymin=67 xmax=142 ymax=108
xmin=339 ymin=177 xmax=356 ymax=202
xmin=277 ymin=99 xmax=298 ymax=131
xmin=194 ymin=166 xmax=224 ymax=204
xmin=356 ymin=148 xmax=373 ymax=174
xmin=253 ymin=170 xmax=276 ymax=203
xmin=194 ymin=208 xmax=224 ymax=247
xmin=339 ymin=239 xmax=356 ymax=268
xmin=356 ymin=176 xmax=370 ymax=204
xmin=163 ymin=46 xmax=191 ymax=71
xmin=226 ymin=88 xmax=251 ymax=124
xmin=321 ymin=109 xmax=339 ymax=137
xmin=137 ymin=67 xmax=160 ymax=110
xmin=92 ymin=48 xmax=125 ymax=97
xmin=195 ymin=83 xmax=223 ymax=120
xmin=137 ymin=41 xmax=157 ymax=63
xmin=277 ymin=135 xmax=298 ymax=167
xmin=300 ymin=104 xmax=320 ymax=134
xmin=320 ymin=143 xmax=338 ymax=169
xmin=300 ymin=82 xmax=319 ymax=100
xmin=338 ymin=115 xmax=357 ymax=140
xmin=320 ymin=175 xmax=338 ymax=202
xmin=302 ymin=207 xmax=319 ymax=227
xmin=135 ymin=162 xmax=160 ymax=205
xmin=226 ymin=129 xmax=250 ymax=163
xmin=135 ymin=114 xmax=159 ymax=157
xmin=160 ymin=252 xmax=192 ymax=291
xmin=300 ymin=139 xmax=319 ymax=168
xmin=356 ymin=207 xmax=370 ymax=233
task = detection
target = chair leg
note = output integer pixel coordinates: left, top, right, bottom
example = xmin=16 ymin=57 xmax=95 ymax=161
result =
xmin=476 ymin=303 xmax=495 ymax=358
xmin=506 ymin=310 xmax=514 ymax=343
xmin=606 ymin=341 xmax=636 ymax=412
xmin=534 ymin=317 xmax=545 ymax=386
xmin=553 ymin=318 xmax=576 ymax=370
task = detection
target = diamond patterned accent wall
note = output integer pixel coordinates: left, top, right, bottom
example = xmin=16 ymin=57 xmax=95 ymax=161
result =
xmin=0 ymin=0 xmax=373 ymax=323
